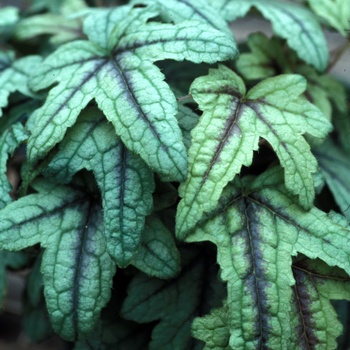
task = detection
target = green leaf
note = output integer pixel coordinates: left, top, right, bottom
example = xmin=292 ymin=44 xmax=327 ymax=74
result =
xmin=14 ymin=13 xmax=83 ymax=45
xmin=0 ymin=6 xmax=18 ymax=35
xmin=210 ymin=0 xmax=329 ymax=71
xmin=308 ymin=0 xmax=350 ymax=36
xmin=0 ymin=52 xmax=41 ymax=117
xmin=45 ymin=109 xmax=154 ymax=267
xmin=122 ymin=247 xmax=225 ymax=350
xmin=291 ymin=256 xmax=350 ymax=349
xmin=236 ymin=33 xmax=347 ymax=119
xmin=28 ymin=3 xmax=238 ymax=181
xmin=177 ymin=65 xmax=331 ymax=238
xmin=0 ymin=180 xmax=116 ymax=340
xmin=184 ymin=166 xmax=350 ymax=348
xmin=0 ymin=123 xmax=28 ymax=208
xmin=75 ymin=290 xmax=150 ymax=350
xmin=314 ymin=139 xmax=350 ymax=221
xmin=130 ymin=215 xmax=180 ymax=279
xmin=132 ymin=0 xmax=232 ymax=35
xmin=192 ymin=304 xmax=230 ymax=349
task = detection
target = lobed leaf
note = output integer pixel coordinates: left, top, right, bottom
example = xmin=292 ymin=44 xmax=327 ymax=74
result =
xmin=0 ymin=180 xmax=116 ymax=340
xmin=28 ymin=3 xmax=238 ymax=181
xmin=45 ymin=109 xmax=154 ymax=267
xmin=177 ymin=65 xmax=331 ymax=238
xmin=185 ymin=166 xmax=350 ymax=348
xmin=236 ymin=33 xmax=347 ymax=119
xmin=209 ymin=0 xmax=329 ymax=71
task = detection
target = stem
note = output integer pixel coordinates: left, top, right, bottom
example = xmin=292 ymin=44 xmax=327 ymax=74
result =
xmin=177 ymin=94 xmax=192 ymax=102
xmin=326 ymin=37 xmax=350 ymax=73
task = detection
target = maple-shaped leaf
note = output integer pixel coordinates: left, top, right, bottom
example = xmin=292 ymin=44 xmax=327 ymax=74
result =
xmin=0 ymin=52 xmax=41 ymax=117
xmin=314 ymin=138 xmax=350 ymax=221
xmin=45 ymin=109 xmax=154 ymax=267
xmin=177 ymin=65 xmax=331 ymax=238
xmin=308 ymin=0 xmax=350 ymax=36
xmin=0 ymin=179 xmax=116 ymax=341
xmin=0 ymin=123 xmax=28 ymax=207
xmin=121 ymin=247 xmax=225 ymax=350
xmin=27 ymin=3 xmax=238 ymax=182
xmin=291 ymin=255 xmax=350 ymax=349
xmin=184 ymin=166 xmax=350 ymax=348
xmin=208 ymin=0 xmax=329 ymax=71
xmin=236 ymin=33 xmax=347 ymax=119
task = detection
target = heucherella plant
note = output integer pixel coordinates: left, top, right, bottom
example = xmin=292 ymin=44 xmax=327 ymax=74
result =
xmin=0 ymin=0 xmax=349 ymax=348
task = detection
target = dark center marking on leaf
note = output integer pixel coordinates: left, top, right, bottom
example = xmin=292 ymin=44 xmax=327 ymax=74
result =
xmin=243 ymin=199 xmax=270 ymax=347
xmin=178 ymin=0 xmax=220 ymax=30
xmin=266 ymin=4 xmax=322 ymax=67
xmin=200 ymin=97 xmax=243 ymax=187
xmin=292 ymin=267 xmax=318 ymax=349
xmin=71 ymin=200 xmax=98 ymax=339
xmin=38 ymin=58 xmax=108 ymax=136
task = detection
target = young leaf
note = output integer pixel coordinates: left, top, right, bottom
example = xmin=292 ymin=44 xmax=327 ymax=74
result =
xmin=314 ymin=138 xmax=350 ymax=221
xmin=184 ymin=166 xmax=350 ymax=348
xmin=0 ymin=180 xmax=116 ymax=340
xmin=0 ymin=123 xmax=28 ymax=207
xmin=236 ymin=33 xmax=348 ymax=119
xmin=308 ymin=0 xmax=350 ymax=36
xmin=209 ymin=0 xmax=329 ymax=71
xmin=130 ymin=215 xmax=181 ymax=279
xmin=121 ymin=247 xmax=225 ymax=350
xmin=192 ymin=304 xmax=230 ymax=349
xmin=0 ymin=52 xmax=41 ymax=117
xmin=177 ymin=65 xmax=331 ymax=238
xmin=28 ymin=3 xmax=238 ymax=181
xmin=45 ymin=109 xmax=154 ymax=267
xmin=0 ymin=6 xmax=18 ymax=35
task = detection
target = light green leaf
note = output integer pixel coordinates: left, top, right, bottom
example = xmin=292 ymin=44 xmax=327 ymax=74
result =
xmin=0 ymin=180 xmax=116 ymax=340
xmin=210 ymin=0 xmax=329 ymax=71
xmin=130 ymin=215 xmax=180 ymax=279
xmin=0 ymin=123 xmax=28 ymax=208
xmin=132 ymin=0 xmax=232 ymax=35
xmin=185 ymin=166 xmax=350 ymax=348
xmin=291 ymin=256 xmax=350 ymax=349
xmin=122 ymin=248 xmax=225 ymax=350
xmin=236 ymin=33 xmax=347 ymax=119
xmin=314 ymin=139 xmax=350 ymax=221
xmin=14 ymin=14 xmax=83 ymax=45
xmin=45 ymin=109 xmax=154 ymax=267
xmin=192 ymin=304 xmax=230 ymax=350
xmin=308 ymin=0 xmax=350 ymax=36
xmin=0 ymin=52 xmax=41 ymax=117
xmin=177 ymin=65 xmax=331 ymax=238
xmin=0 ymin=6 xmax=18 ymax=34
xmin=28 ymin=3 xmax=238 ymax=182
